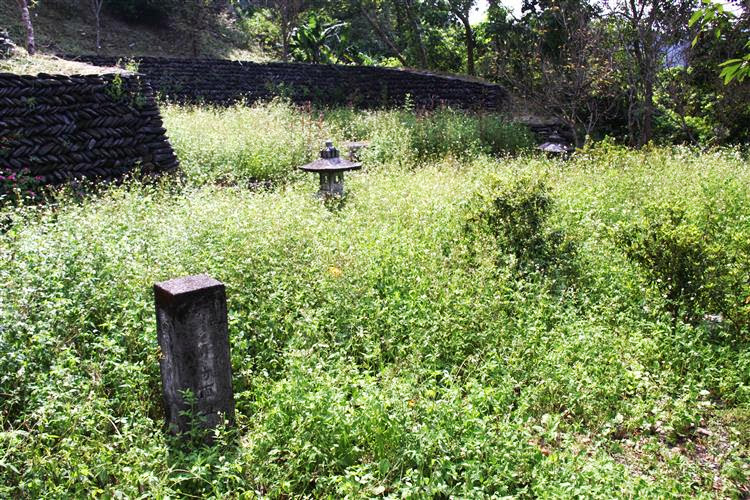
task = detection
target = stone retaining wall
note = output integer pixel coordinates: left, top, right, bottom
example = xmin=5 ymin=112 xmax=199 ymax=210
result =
xmin=73 ymin=56 xmax=509 ymax=110
xmin=0 ymin=72 xmax=178 ymax=186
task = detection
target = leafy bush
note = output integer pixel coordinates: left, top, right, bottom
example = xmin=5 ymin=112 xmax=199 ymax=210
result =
xmin=471 ymin=174 xmax=553 ymax=260
xmin=238 ymin=8 xmax=280 ymax=56
xmin=463 ymin=171 xmax=578 ymax=286
xmin=618 ymin=199 xmax=750 ymax=335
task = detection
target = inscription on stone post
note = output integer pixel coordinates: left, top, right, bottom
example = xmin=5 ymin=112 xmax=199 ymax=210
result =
xmin=154 ymin=274 xmax=235 ymax=433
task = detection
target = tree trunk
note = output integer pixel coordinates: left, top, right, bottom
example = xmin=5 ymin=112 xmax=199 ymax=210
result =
xmin=465 ymin=21 xmax=475 ymax=76
xmin=91 ymin=0 xmax=103 ymax=52
xmin=96 ymin=19 xmax=101 ymax=52
xmin=454 ymin=10 xmax=475 ymax=75
xmin=360 ymin=6 xmax=408 ymax=66
xmin=281 ymin=21 xmax=290 ymax=61
xmin=627 ymin=84 xmax=638 ymax=146
xmin=16 ymin=0 xmax=36 ymax=55
xmin=280 ymin=1 xmax=294 ymax=62
xmin=640 ymin=74 xmax=654 ymax=145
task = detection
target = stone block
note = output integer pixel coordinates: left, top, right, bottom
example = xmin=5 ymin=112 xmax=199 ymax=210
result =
xmin=154 ymin=274 xmax=235 ymax=433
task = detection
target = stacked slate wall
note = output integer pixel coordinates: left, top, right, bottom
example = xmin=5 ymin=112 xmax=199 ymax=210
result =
xmin=0 ymin=72 xmax=178 ymax=186
xmin=73 ymin=56 xmax=509 ymax=110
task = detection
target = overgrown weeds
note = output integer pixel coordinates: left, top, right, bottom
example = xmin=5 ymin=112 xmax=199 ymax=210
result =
xmin=617 ymin=199 xmax=750 ymax=336
xmin=162 ymin=100 xmax=536 ymax=185
xmin=0 ymin=129 xmax=748 ymax=496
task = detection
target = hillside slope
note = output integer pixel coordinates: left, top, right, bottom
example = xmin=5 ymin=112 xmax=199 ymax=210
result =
xmin=0 ymin=0 xmax=261 ymax=60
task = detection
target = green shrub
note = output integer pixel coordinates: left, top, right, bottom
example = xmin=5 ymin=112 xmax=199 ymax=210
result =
xmin=463 ymin=171 xmax=578 ymax=283
xmin=618 ymin=199 xmax=750 ymax=335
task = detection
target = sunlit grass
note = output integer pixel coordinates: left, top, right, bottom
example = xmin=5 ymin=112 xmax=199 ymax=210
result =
xmin=1 ymin=130 xmax=748 ymax=496
xmin=162 ymin=100 xmax=536 ymax=185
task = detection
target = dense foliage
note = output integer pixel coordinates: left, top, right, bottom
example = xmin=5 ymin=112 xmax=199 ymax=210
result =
xmin=234 ymin=0 xmax=750 ymax=146
xmin=3 ymin=1 xmax=749 ymax=495
xmin=7 ymin=0 xmax=749 ymax=144
xmin=1 ymin=105 xmax=748 ymax=496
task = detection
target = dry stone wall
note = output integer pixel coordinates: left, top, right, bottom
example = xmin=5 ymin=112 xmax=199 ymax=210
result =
xmin=0 ymin=72 xmax=178 ymax=186
xmin=73 ymin=56 xmax=509 ymax=110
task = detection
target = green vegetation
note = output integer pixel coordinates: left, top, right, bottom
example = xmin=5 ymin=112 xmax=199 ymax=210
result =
xmin=3 ymin=0 xmax=748 ymax=495
xmin=1 ymin=104 xmax=748 ymax=496
xmin=6 ymin=0 xmax=749 ymax=149
xmin=162 ymin=101 xmax=536 ymax=185
xmin=234 ymin=0 xmax=750 ymax=147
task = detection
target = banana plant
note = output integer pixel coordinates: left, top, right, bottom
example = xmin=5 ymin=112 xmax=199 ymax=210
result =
xmin=290 ymin=13 xmax=351 ymax=64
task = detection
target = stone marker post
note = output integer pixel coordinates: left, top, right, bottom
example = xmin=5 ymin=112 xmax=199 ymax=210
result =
xmin=154 ymin=274 xmax=235 ymax=433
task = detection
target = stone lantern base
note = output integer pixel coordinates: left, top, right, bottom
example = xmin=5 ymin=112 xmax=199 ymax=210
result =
xmin=319 ymin=171 xmax=346 ymax=197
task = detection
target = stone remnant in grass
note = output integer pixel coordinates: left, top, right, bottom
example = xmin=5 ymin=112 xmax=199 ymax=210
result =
xmin=154 ymin=274 xmax=235 ymax=434
xmin=537 ymin=130 xmax=575 ymax=155
xmin=299 ymin=140 xmax=361 ymax=197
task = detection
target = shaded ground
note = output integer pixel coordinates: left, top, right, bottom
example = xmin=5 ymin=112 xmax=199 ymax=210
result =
xmin=0 ymin=0 xmax=261 ymax=60
xmin=612 ymin=409 xmax=750 ymax=496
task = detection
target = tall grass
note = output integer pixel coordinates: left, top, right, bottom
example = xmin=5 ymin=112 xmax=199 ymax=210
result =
xmin=162 ymin=100 xmax=536 ymax=185
xmin=1 ymin=143 xmax=748 ymax=497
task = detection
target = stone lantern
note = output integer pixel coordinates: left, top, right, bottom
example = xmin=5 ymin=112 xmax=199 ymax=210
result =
xmin=299 ymin=140 xmax=361 ymax=197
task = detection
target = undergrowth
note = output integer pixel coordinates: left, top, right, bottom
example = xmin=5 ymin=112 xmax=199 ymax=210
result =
xmin=162 ymin=100 xmax=535 ymax=185
xmin=0 ymin=137 xmax=748 ymax=497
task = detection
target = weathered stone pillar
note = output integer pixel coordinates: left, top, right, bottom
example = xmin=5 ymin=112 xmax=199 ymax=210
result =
xmin=154 ymin=274 xmax=235 ymax=433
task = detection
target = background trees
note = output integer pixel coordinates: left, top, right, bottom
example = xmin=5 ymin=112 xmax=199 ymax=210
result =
xmin=601 ymin=0 xmax=695 ymax=145
xmin=9 ymin=0 xmax=750 ymax=145
xmin=232 ymin=0 xmax=749 ymax=146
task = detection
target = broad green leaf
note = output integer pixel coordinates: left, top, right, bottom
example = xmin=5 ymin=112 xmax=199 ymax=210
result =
xmin=689 ymin=10 xmax=703 ymax=27
xmin=719 ymin=58 xmax=743 ymax=67
xmin=720 ymin=63 xmax=741 ymax=84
